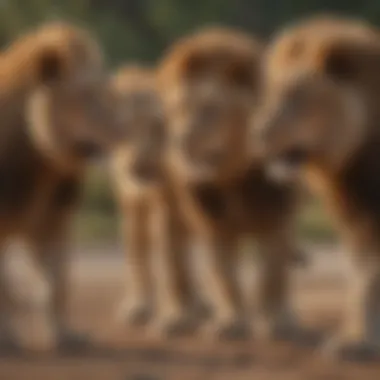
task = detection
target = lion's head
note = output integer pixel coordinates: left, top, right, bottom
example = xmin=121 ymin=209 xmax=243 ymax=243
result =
xmin=111 ymin=65 xmax=166 ymax=191
xmin=158 ymin=27 xmax=262 ymax=183
xmin=20 ymin=22 xmax=124 ymax=170
xmin=252 ymin=16 xmax=380 ymax=182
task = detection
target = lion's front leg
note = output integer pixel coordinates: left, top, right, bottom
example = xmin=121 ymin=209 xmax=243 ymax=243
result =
xmin=27 ymin=227 xmax=89 ymax=353
xmin=198 ymin=233 xmax=250 ymax=341
xmin=322 ymin=252 xmax=380 ymax=361
xmin=116 ymin=199 xmax=153 ymax=327
xmin=0 ymin=250 xmax=24 ymax=353
xmin=254 ymin=228 xmax=318 ymax=345
xmin=150 ymin=203 xmax=197 ymax=338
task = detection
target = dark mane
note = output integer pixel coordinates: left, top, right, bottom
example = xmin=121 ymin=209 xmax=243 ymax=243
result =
xmin=339 ymin=139 xmax=380 ymax=228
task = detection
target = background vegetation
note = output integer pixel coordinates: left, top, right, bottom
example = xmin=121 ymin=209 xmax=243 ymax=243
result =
xmin=2 ymin=0 xmax=361 ymax=244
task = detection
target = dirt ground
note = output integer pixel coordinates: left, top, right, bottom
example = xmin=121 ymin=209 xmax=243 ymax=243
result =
xmin=0 ymin=244 xmax=380 ymax=380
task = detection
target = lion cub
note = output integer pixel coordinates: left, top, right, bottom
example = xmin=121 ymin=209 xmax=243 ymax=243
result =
xmin=110 ymin=66 xmax=199 ymax=336
xmin=157 ymin=27 xmax=304 ymax=340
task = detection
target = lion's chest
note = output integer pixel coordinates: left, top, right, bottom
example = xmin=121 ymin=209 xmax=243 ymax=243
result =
xmin=337 ymin=144 xmax=380 ymax=236
xmin=0 ymin=135 xmax=81 ymax=231
xmin=191 ymin=167 xmax=295 ymax=234
xmin=0 ymin=134 xmax=43 ymax=217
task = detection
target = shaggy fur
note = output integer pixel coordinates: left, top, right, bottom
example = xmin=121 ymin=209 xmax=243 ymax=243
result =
xmin=157 ymin=27 xmax=304 ymax=340
xmin=254 ymin=15 xmax=380 ymax=360
xmin=0 ymin=21 xmax=124 ymax=352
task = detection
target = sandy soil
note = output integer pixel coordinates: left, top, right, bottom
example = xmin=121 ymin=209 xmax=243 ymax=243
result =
xmin=0 ymin=244 xmax=379 ymax=380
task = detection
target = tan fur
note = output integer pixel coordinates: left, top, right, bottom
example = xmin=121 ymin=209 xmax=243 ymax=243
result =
xmin=110 ymin=65 xmax=199 ymax=336
xmin=0 ymin=22 xmax=124 ymax=351
xmin=157 ymin=27 xmax=304 ymax=340
xmin=254 ymin=15 xmax=380 ymax=359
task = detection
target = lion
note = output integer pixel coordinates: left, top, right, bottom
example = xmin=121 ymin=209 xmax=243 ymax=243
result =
xmin=0 ymin=21 xmax=124 ymax=352
xmin=110 ymin=65 xmax=202 ymax=337
xmin=157 ymin=27 xmax=306 ymax=340
xmin=252 ymin=14 xmax=380 ymax=360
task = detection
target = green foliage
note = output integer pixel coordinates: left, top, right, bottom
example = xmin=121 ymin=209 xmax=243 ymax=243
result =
xmin=3 ymin=0 xmax=379 ymax=65
xmin=297 ymin=197 xmax=337 ymax=243
xmin=81 ymin=166 xmax=116 ymax=215
xmin=75 ymin=167 xmax=118 ymax=243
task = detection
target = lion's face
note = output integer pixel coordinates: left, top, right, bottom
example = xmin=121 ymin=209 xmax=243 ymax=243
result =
xmin=111 ymin=67 xmax=166 ymax=190
xmin=41 ymin=76 xmax=123 ymax=160
xmin=166 ymin=81 xmax=253 ymax=183
xmin=27 ymin=23 xmax=125 ymax=167
xmin=255 ymin=73 xmax=366 ymax=181
xmin=160 ymin=28 xmax=261 ymax=183
xmin=118 ymin=91 xmax=165 ymax=188
xmin=252 ymin=17 xmax=380 ymax=182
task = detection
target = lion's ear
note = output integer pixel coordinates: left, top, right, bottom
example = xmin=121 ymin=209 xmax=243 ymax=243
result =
xmin=37 ymin=47 xmax=66 ymax=83
xmin=324 ymin=42 xmax=380 ymax=83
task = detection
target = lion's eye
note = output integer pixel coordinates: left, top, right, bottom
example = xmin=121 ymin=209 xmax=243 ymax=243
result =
xmin=229 ymin=64 xmax=254 ymax=90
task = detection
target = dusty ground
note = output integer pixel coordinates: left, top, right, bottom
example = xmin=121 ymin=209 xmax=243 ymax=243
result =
xmin=0 ymin=244 xmax=380 ymax=380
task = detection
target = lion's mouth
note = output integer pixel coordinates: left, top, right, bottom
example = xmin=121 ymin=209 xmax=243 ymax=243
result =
xmin=278 ymin=146 xmax=310 ymax=167
xmin=267 ymin=146 xmax=310 ymax=181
